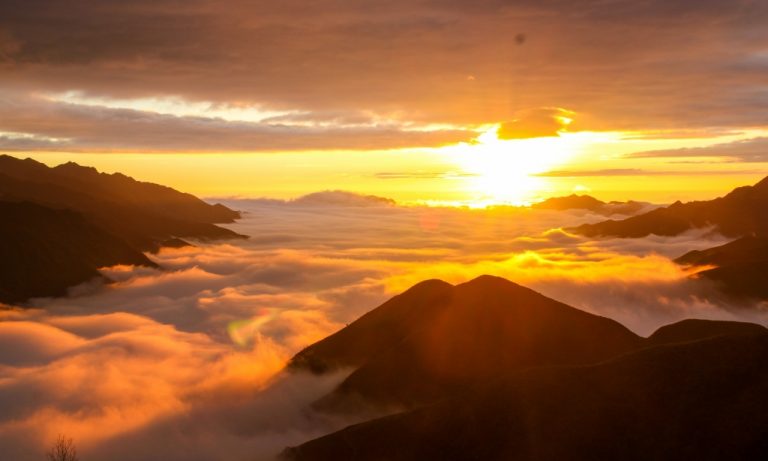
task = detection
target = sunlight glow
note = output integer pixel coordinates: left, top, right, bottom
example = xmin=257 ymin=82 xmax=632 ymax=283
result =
xmin=444 ymin=127 xmax=607 ymax=207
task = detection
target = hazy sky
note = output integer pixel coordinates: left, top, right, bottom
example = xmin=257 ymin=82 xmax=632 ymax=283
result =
xmin=2 ymin=0 xmax=768 ymax=203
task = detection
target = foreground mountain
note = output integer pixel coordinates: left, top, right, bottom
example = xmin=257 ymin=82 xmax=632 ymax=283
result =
xmin=0 ymin=155 xmax=245 ymax=304
xmin=532 ymin=194 xmax=648 ymax=216
xmin=572 ymin=176 xmax=768 ymax=238
xmin=0 ymin=202 xmax=156 ymax=304
xmin=285 ymin=333 xmax=768 ymax=461
xmin=676 ymin=235 xmax=768 ymax=301
xmin=284 ymin=276 xmax=768 ymax=460
xmin=290 ymin=275 xmax=643 ymax=408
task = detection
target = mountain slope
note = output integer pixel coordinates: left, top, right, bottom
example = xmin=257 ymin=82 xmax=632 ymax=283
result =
xmin=0 ymin=201 xmax=156 ymax=304
xmin=0 ymin=155 xmax=246 ymax=304
xmin=291 ymin=275 xmax=642 ymax=408
xmin=572 ymin=176 xmax=768 ymax=238
xmin=0 ymin=156 xmax=245 ymax=250
xmin=284 ymin=332 xmax=768 ymax=461
xmin=676 ymin=235 xmax=768 ymax=267
xmin=675 ymin=236 xmax=768 ymax=301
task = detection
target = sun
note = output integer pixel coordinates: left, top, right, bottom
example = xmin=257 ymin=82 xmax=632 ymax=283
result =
xmin=444 ymin=126 xmax=593 ymax=207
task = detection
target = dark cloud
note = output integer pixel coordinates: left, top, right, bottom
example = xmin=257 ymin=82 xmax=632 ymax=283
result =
xmin=0 ymin=0 xmax=766 ymax=150
xmin=629 ymin=137 xmax=768 ymax=162
xmin=0 ymin=93 xmax=473 ymax=152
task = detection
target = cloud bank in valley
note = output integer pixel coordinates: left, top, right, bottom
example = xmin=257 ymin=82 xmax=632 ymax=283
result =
xmin=1 ymin=195 xmax=766 ymax=460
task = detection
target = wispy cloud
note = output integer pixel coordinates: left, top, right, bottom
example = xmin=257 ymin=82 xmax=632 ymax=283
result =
xmin=537 ymin=168 xmax=767 ymax=177
xmin=628 ymin=137 xmax=768 ymax=162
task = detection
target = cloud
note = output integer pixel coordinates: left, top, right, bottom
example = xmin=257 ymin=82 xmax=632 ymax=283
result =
xmin=497 ymin=108 xmax=573 ymax=140
xmin=0 ymin=0 xmax=767 ymax=148
xmin=0 ymin=92 xmax=474 ymax=152
xmin=2 ymin=196 xmax=767 ymax=459
xmin=536 ymin=168 xmax=767 ymax=177
xmin=628 ymin=137 xmax=768 ymax=162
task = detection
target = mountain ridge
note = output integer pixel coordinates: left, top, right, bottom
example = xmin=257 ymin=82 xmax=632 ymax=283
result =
xmin=0 ymin=155 xmax=246 ymax=304
xmin=283 ymin=276 xmax=768 ymax=460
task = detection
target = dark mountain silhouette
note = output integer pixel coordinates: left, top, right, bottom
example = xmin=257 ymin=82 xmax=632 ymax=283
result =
xmin=676 ymin=235 xmax=768 ymax=267
xmin=284 ymin=332 xmax=768 ymax=461
xmin=675 ymin=236 xmax=768 ymax=302
xmin=647 ymin=318 xmax=767 ymax=344
xmin=0 ymin=155 xmax=245 ymax=250
xmin=532 ymin=194 xmax=648 ymax=216
xmin=0 ymin=155 xmax=239 ymax=223
xmin=0 ymin=201 xmax=156 ymax=304
xmin=284 ymin=276 xmax=768 ymax=459
xmin=572 ymin=176 xmax=768 ymax=238
xmin=693 ymin=261 xmax=768 ymax=301
xmin=290 ymin=275 xmax=643 ymax=408
xmin=0 ymin=155 xmax=246 ymax=304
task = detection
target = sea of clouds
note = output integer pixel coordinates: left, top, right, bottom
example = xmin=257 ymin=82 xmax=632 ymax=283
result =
xmin=1 ymin=192 xmax=766 ymax=460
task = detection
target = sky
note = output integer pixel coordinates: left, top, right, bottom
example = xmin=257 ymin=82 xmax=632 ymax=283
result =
xmin=2 ymin=2 xmax=768 ymax=457
xmin=2 ymin=0 xmax=768 ymax=205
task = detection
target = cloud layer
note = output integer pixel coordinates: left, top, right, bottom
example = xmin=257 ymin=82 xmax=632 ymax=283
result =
xmin=1 ymin=0 xmax=768 ymax=151
xmin=1 ymin=195 xmax=767 ymax=459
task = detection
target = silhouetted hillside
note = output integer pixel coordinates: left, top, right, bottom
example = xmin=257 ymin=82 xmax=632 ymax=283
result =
xmin=675 ymin=236 xmax=768 ymax=301
xmin=572 ymin=176 xmax=768 ymax=238
xmin=0 ymin=155 xmax=246 ymax=303
xmin=284 ymin=276 xmax=768 ymax=459
xmin=284 ymin=332 xmax=768 ymax=461
xmin=0 ymin=155 xmax=239 ymax=223
xmin=676 ymin=235 xmax=768 ymax=267
xmin=291 ymin=275 xmax=642 ymax=408
xmin=648 ymin=318 xmax=767 ymax=344
xmin=0 ymin=201 xmax=156 ymax=304
xmin=532 ymin=194 xmax=648 ymax=216
xmin=0 ymin=156 xmax=245 ymax=250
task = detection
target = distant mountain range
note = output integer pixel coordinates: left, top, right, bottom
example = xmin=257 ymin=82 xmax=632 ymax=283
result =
xmin=566 ymin=177 xmax=768 ymax=302
xmin=0 ymin=155 xmax=245 ymax=304
xmin=572 ymin=176 xmax=768 ymax=238
xmin=676 ymin=235 xmax=768 ymax=301
xmin=531 ymin=194 xmax=650 ymax=216
xmin=283 ymin=275 xmax=768 ymax=460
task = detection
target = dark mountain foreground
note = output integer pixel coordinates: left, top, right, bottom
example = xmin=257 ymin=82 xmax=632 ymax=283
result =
xmin=283 ymin=275 xmax=768 ymax=460
xmin=572 ymin=176 xmax=768 ymax=238
xmin=0 ymin=155 xmax=245 ymax=304
xmin=290 ymin=276 xmax=642 ymax=408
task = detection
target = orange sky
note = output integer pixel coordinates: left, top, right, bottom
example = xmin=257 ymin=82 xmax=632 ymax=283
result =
xmin=2 ymin=0 xmax=768 ymax=205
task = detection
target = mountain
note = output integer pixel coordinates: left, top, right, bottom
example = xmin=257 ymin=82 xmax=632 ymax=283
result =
xmin=532 ymin=194 xmax=648 ymax=216
xmin=647 ymin=318 xmax=767 ymax=344
xmin=290 ymin=275 xmax=642 ymax=409
xmin=283 ymin=276 xmax=768 ymax=459
xmin=675 ymin=235 xmax=768 ymax=301
xmin=676 ymin=235 xmax=768 ymax=267
xmin=284 ymin=332 xmax=768 ymax=461
xmin=0 ymin=155 xmax=246 ymax=304
xmin=0 ymin=201 xmax=156 ymax=304
xmin=572 ymin=176 xmax=768 ymax=238
xmin=0 ymin=155 xmax=244 ymax=250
